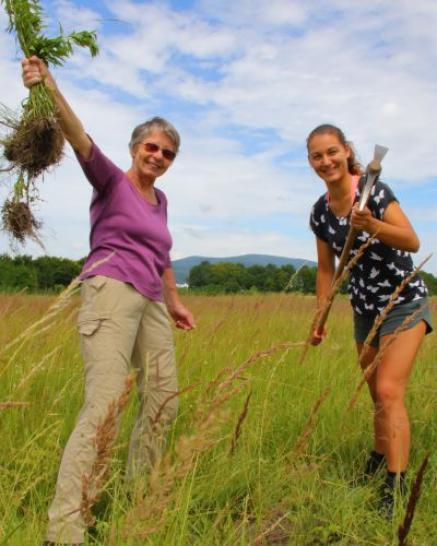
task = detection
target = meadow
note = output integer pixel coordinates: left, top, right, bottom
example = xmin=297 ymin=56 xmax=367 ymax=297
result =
xmin=0 ymin=291 xmax=436 ymax=545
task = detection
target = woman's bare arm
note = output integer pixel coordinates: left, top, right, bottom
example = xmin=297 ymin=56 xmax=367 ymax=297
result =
xmin=351 ymin=201 xmax=420 ymax=252
xmin=22 ymin=56 xmax=92 ymax=159
xmin=311 ymin=236 xmax=335 ymax=345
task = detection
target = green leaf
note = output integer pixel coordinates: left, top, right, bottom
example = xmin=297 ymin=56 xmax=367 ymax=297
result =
xmin=68 ymin=30 xmax=99 ymax=57
xmin=1 ymin=0 xmax=99 ymax=64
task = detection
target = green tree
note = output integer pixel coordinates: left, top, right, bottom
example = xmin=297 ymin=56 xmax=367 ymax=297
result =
xmin=278 ymin=264 xmax=296 ymax=291
xmin=422 ymin=271 xmax=437 ymax=296
xmin=0 ymin=254 xmax=83 ymax=292
xmin=188 ymin=261 xmax=214 ymax=288
xmin=293 ymin=266 xmax=317 ymax=293
xmin=188 ymin=261 xmax=300 ymax=293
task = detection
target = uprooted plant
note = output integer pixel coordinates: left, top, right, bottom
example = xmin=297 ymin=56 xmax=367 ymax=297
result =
xmin=0 ymin=0 xmax=98 ymax=243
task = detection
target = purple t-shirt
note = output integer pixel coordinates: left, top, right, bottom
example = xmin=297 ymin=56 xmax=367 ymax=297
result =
xmin=77 ymin=142 xmax=172 ymax=302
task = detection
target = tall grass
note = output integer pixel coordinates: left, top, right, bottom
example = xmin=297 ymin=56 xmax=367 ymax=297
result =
xmin=0 ymin=293 xmax=436 ymax=545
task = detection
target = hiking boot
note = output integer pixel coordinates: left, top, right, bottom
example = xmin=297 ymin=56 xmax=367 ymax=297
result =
xmin=378 ymin=470 xmax=407 ymax=519
xmin=355 ymin=450 xmax=385 ymax=485
xmin=363 ymin=450 xmax=385 ymax=479
xmin=378 ymin=483 xmax=395 ymax=519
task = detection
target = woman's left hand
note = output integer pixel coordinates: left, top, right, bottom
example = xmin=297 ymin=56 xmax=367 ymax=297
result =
xmin=168 ymin=301 xmax=196 ymax=330
xmin=350 ymin=204 xmax=377 ymax=233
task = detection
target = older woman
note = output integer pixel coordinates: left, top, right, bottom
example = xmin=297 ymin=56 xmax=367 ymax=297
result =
xmin=22 ymin=56 xmax=195 ymax=546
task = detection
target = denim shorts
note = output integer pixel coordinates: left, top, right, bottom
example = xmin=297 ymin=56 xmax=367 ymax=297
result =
xmin=354 ymin=297 xmax=433 ymax=347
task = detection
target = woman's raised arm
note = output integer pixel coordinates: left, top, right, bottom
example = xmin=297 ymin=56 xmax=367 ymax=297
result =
xmin=22 ymin=55 xmax=92 ymax=159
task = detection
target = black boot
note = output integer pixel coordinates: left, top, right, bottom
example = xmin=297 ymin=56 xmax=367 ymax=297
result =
xmin=364 ymin=450 xmax=385 ymax=479
xmin=356 ymin=450 xmax=385 ymax=484
xmin=378 ymin=470 xmax=407 ymax=519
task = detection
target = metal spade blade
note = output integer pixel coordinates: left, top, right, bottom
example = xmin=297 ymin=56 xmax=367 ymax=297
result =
xmin=358 ymin=144 xmax=389 ymax=211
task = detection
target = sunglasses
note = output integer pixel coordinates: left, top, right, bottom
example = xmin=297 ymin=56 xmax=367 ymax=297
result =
xmin=142 ymin=142 xmax=176 ymax=161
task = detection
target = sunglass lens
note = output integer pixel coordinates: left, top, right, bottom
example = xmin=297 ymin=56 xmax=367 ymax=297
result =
xmin=144 ymin=142 xmax=160 ymax=153
xmin=143 ymin=142 xmax=175 ymax=160
xmin=162 ymin=150 xmax=176 ymax=161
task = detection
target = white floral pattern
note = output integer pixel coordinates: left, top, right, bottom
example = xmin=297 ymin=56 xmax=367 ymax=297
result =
xmin=309 ymin=179 xmax=428 ymax=315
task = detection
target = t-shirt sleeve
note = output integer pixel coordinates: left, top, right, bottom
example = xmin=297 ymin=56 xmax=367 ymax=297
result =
xmin=309 ymin=198 xmax=328 ymax=242
xmin=367 ymin=180 xmax=398 ymax=220
xmin=75 ymin=141 xmax=123 ymax=193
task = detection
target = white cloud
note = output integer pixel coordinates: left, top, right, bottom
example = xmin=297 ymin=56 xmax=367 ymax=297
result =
xmin=0 ymin=1 xmax=436 ymax=274
xmin=54 ymin=0 xmax=103 ymax=31
xmin=170 ymin=224 xmax=315 ymax=264
xmin=199 ymin=0 xmax=307 ymax=27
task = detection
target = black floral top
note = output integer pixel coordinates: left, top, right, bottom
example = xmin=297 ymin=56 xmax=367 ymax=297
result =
xmin=309 ymin=179 xmax=428 ymax=316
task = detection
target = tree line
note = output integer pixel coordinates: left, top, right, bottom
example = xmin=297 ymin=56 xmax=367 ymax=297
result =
xmin=1 ymin=254 xmax=436 ymax=295
xmin=0 ymin=254 xmax=84 ymax=292
xmin=188 ymin=260 xmax=437 ymax=295
xmin=188 ymin=261 xmax=321 ymax=294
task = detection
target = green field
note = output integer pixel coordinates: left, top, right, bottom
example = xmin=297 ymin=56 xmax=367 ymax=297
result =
xmin=1 ymin=292 xmax=436 ymax=545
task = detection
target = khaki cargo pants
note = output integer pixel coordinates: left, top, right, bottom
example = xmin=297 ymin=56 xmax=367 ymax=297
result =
xmin=46 ymin=276 xmax=178 ymax=544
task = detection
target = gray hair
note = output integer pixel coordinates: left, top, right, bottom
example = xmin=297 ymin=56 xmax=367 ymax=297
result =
xmin=128 ymin=116 xmax=181 ymax=154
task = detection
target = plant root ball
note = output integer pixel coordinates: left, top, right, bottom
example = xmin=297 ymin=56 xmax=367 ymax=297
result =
xmin=3 ymin=117 xmax=65 ymax=177
xmin=1 ymin=200 xmax=42 ymax=243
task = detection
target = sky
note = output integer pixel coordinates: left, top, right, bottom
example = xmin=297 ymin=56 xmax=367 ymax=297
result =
xmin=1 ymin=0 xmax=436 ymax=273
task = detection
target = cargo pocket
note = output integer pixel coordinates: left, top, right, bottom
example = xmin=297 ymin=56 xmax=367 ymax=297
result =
xmin=88 ymin=275 xmax=108 ymax=291
xmin=79 ymin=275 xmax=113 ymax=325
xmin=77 ymin=311 xmax=110 ymax=336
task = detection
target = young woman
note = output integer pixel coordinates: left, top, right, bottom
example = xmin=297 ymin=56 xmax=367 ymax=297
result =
xmin=22 ymin=56 xmax=195 ymax=546
xmin=307 ymin=124 xmax=432 ymax=516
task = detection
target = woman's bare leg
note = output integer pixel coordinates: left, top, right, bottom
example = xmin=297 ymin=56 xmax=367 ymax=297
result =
xmin=375 ymin=321 xmax=426 ymax=472
xmin=356 ymin=342 xmax=386 ymax=455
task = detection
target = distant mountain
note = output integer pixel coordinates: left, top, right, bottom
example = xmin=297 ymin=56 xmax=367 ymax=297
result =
xmin=172 ymin=254 xmax=317 ymax=284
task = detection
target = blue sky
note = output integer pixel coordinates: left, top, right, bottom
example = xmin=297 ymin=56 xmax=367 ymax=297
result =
xmin=1 ymin=0 xmax=436 ymax=273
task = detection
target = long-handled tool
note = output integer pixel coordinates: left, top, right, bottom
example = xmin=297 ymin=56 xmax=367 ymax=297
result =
xmin=314 ymin=144 xmax=389 ymax=336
